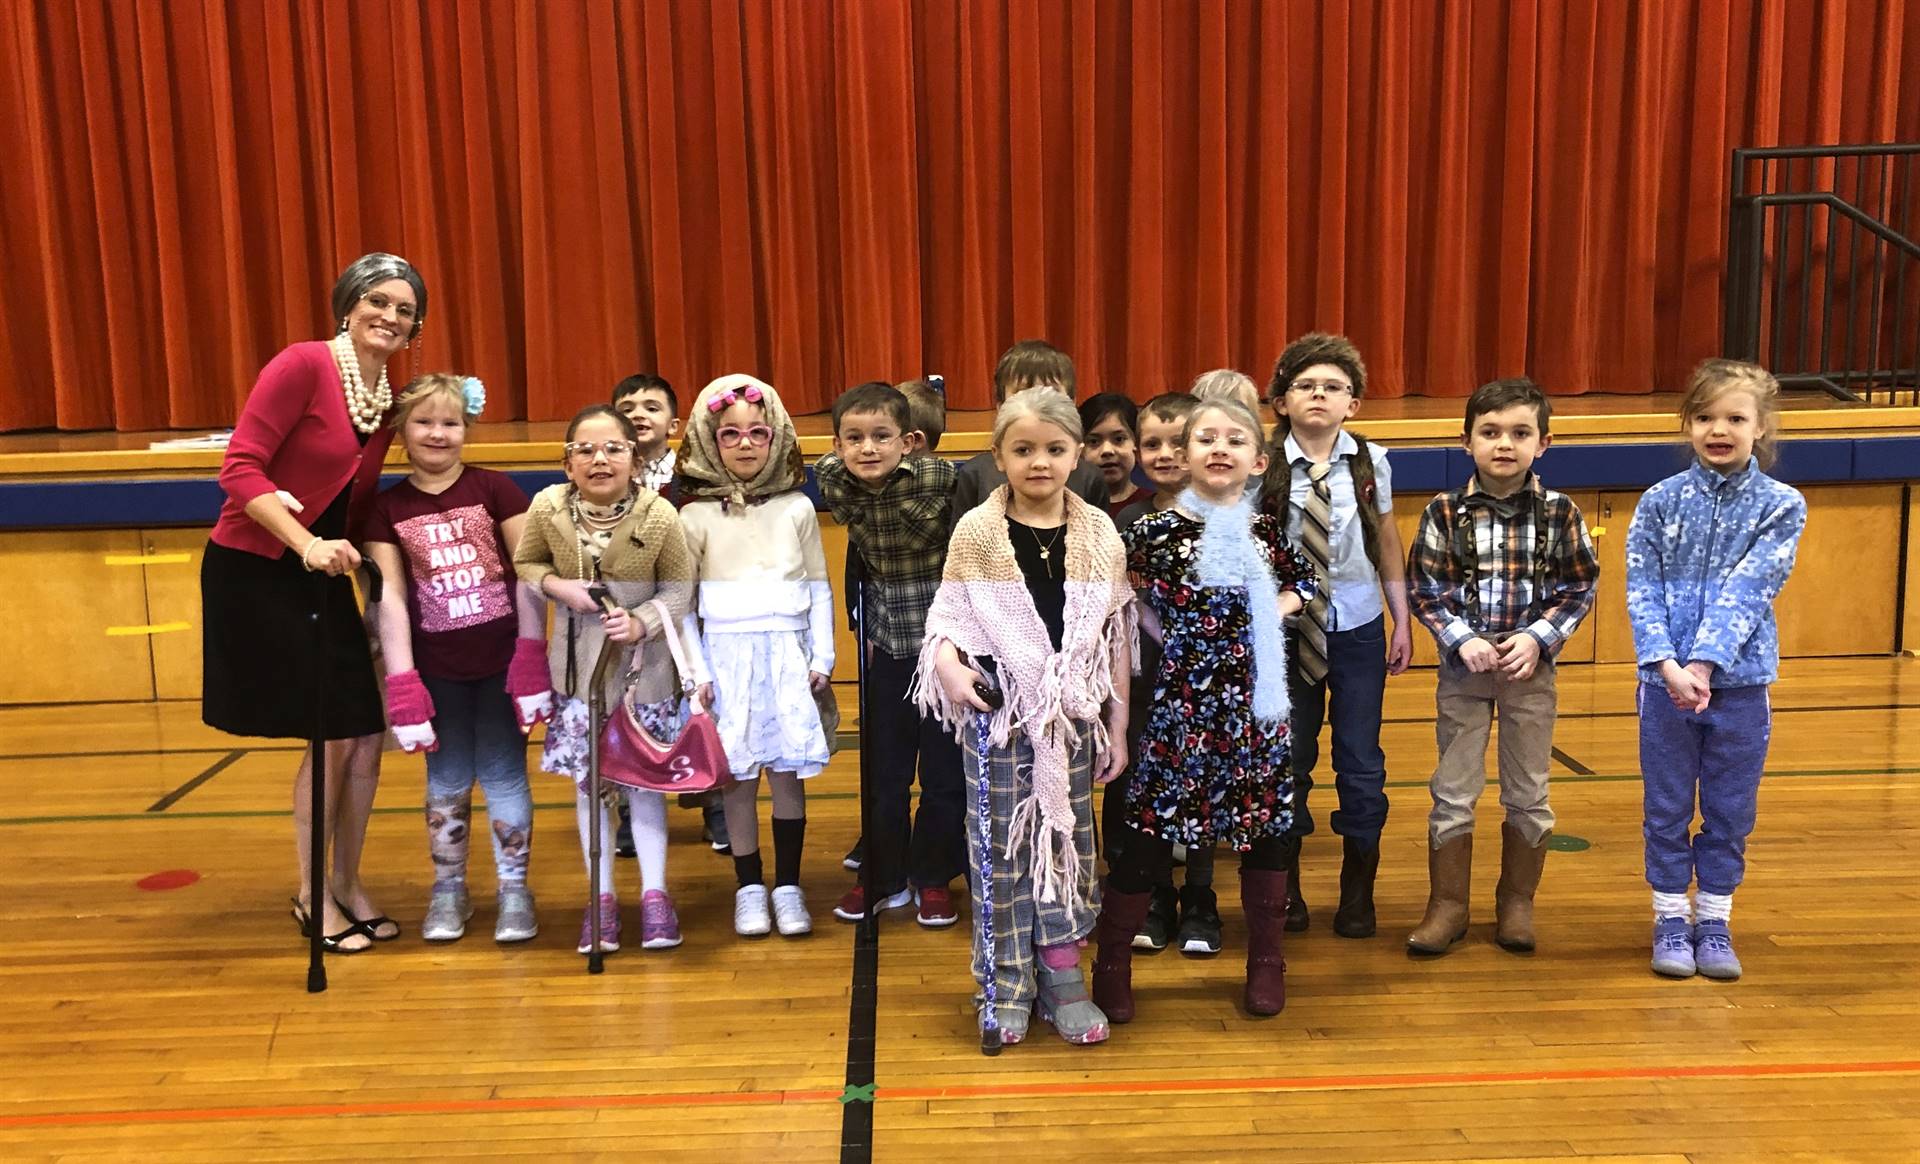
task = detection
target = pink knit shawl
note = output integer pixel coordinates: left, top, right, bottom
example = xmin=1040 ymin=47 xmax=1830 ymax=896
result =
xmin=913 ymin=487 xmax=1135 ymax=905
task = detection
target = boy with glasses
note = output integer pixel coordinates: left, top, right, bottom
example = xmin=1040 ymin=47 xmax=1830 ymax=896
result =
xmin=1261 ymin=334 xmax=1413 ymax=939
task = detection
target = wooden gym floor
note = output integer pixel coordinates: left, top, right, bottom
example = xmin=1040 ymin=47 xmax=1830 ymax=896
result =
xmin=1 ymin=657 xmax=1917 ymax=1161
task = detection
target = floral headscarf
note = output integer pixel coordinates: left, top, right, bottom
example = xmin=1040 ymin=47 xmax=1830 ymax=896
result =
xmin=672 ymin=373 xmax=806 ymax=508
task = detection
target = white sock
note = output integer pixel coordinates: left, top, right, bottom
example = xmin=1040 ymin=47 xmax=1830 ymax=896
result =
xmin=626 ymin=789 xmax=668 ymax=894
xmin=1652 ymin=890 xmax=1692 ymax=922
xmin=575 ymin=792 xmax=616 ymax=896
xmin=1695 ymin=891 xmax=1733 ymax=923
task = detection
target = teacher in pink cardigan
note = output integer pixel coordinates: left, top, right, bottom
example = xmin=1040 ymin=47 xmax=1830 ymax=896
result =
xmin=201 ymin=253 xmax=427 ymax=954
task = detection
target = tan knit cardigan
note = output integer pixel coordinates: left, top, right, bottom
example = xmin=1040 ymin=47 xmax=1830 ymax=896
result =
xmin=513 ymin=484 xmax=694 ymax=707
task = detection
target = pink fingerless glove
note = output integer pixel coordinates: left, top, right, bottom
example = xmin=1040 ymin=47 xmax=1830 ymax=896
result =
xmin=384 ymin=669 xmax=436 ymax=728
xmin=505 ymin=637 xmax=551 ymax=700
xmin=505 ymin=636 xmax=554 ymax=731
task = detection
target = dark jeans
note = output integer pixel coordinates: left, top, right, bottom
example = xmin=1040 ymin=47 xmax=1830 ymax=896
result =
xmin=864 ymin=648 xmax=965 ymax=894
xmin=1107 ymin=825 xmax=1297 ymax=895
xmin=1288 ymin=614 xmax=1390 ymax=844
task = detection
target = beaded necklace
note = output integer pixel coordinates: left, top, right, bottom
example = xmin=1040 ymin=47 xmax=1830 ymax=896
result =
xmin=330 ymin=333 xmax=392 ymax=434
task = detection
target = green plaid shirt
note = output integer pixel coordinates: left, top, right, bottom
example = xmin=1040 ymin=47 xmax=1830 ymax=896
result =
xmin=815 ymin=452 xmax=958 ymax=658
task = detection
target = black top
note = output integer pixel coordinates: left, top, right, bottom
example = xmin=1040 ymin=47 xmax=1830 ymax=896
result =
xmin=1006 ymin=517 xmax=1066 ymax=650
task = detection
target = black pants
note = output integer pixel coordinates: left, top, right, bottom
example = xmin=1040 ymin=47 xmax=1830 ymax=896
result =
xmin=1106 ymin=825 xmax=1298 ymax=895
xmin=864 ymin=648 xmax=966 ymax=893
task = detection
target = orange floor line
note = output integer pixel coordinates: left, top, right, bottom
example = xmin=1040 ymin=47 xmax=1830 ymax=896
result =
xmin=886 ymin=1057 xmax=1920 ymax=1101
xmin=0 ymin=1087 xmax=845 ymax=1130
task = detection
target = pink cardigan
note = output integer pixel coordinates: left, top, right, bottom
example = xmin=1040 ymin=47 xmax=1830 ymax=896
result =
xmin=212 ymin=341 xmax=396 ymax=557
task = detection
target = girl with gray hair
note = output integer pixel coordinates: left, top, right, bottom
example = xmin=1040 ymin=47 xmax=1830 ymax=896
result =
xmin=201 ymin=251 xmax=427 ymax=953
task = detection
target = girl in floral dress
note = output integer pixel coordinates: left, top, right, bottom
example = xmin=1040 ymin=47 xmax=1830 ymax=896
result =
xmin=1090 ymin=398 xmax=1319 ymax=1022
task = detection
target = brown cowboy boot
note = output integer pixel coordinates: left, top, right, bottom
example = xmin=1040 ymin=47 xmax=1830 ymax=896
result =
xmin=1331 ymin=835 xmax=1380 ymax=938
xmin=1240 ymin=868 xmax=1291 ymax=1016
xmin=1090 ymin=882 xmax=1152 ymax=1024
xmin=1494 ymin=824 xmax=1550 ymax=953
xmin=1406 ymin=833 xmax=1473 ymax=955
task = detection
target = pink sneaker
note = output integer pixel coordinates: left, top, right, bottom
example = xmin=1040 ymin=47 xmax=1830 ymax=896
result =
xmin=577 ymin=893 xmax=621 ymax=954
xmin=640 ymin=889 xmax=683 ymax=949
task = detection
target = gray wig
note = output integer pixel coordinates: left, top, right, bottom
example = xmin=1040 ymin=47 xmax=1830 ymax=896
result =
xmin=330 ymin=252 xmax=428 ymax=338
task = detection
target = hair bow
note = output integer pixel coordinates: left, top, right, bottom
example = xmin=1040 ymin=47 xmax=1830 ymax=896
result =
xmin=461 ymin=376 xmax=487 ymax=417
xmin=706 ymin=383 xmax=764 ymax=412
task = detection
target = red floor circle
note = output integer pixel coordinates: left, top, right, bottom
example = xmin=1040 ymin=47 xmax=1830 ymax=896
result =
xmin=136 ymin=869 xmax=201 ymax=891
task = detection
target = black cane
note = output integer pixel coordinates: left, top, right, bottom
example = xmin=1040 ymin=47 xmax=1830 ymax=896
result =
xmin=307 ymin=567 xmax=329 ymax=993
xmin=856 ymin=582 xmax=876 ymax=928
xmin=583 ymin=591 xmax=620 ymax=976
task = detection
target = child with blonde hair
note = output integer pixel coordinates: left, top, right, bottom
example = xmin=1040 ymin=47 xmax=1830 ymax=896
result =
xmin=366 ymin=374 xmax=548 ymax=944
xmin=917 ymin=388 xmax=1133 ymax=1046
xmin=1628 ymin=359 xmax=1805 ymax=981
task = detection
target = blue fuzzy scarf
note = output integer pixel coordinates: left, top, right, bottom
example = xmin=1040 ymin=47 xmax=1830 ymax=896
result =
xmin=1179 ymin=487 xmax=1290 ymax=727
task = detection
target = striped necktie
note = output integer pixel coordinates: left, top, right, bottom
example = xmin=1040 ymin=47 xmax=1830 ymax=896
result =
xmin=1295 ymin=460 xmax=1333 ymax=684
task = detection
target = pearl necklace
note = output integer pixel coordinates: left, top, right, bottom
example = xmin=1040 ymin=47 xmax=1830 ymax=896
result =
xmin=331 ymin=333 xmax=391 ymax=434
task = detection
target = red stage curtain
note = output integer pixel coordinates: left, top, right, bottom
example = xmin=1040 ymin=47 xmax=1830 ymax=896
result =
xmin=4 ymin=0 xmax=1920 ymax=431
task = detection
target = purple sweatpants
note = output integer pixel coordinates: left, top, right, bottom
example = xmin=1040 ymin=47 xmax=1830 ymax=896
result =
xmin=1638 ymin=682 xmax=1772 ymax=896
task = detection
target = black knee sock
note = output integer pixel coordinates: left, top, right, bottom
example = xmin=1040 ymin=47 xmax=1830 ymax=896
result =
xmin=772 ymin=816 xmax=806 ymax=887
xmin=1184 ymin=843 xmax=1216 ymax=889
xmin=733 ymin=850 xmax=764 ymax=889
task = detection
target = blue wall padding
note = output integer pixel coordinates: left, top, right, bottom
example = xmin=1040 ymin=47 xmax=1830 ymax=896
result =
xmin=2 ymin=436 xmax=1911 ymax=530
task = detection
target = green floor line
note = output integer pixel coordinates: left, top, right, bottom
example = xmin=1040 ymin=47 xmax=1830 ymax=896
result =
xmin=3 ymin=767 xmax=1914 ymax=827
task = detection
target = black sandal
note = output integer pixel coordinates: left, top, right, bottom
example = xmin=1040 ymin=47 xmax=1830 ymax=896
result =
xmin=336 ymin=898 xmax=401 ymax=942
xmin=291 ymin=897 xmax=374 ymax=953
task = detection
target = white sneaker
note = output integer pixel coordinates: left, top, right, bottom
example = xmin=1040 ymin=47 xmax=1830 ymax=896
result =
xmin=734 ymin=884 xmax=772 ymax=937
xmin=770 ymin=885 xmax=813 ymax=936
xmin=421 ymin=887 xmax=472 ymax=941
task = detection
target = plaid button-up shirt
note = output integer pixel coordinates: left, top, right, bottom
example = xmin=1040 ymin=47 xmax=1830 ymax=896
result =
xmin=1409 ymin=473 xmax=1598 ymax=658
xmin=815 ymin=451 xmax=958 ymax=658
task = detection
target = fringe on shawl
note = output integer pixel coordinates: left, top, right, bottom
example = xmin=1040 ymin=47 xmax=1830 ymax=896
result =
xmin=911 ymin=578 xmax=1133 ymax=908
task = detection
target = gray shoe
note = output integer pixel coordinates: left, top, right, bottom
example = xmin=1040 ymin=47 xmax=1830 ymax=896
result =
xmin=1650 ymin=915 xmax=1696 ymax=978
xmin=1035 ymin=964 xmax=1110 ymax=1045
xmin=422 ymin=887 xmax=473 ymax=941
xmin=1693 ymin=918 xmax=1743 ymax=980
xmin=979 ymin=1001 xmax=1030 ymax=1046
xmin=495 ymin=884 xmax=538 ymax=943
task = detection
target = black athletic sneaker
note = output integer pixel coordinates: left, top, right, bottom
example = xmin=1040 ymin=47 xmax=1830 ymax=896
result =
xmin=1176 ymin=884 xmax=1222 ymax=957
xmin=1133 ymin=882 xmax=1179 ymax=951
xmin=842 ymin=838 xmax=863 ymax=871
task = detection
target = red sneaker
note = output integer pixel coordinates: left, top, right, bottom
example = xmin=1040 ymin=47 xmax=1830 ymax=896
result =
xmin=832 ymin=883 xmax=913 ymax=922
xmin=917 ymin=885 xmax=960 ymax=928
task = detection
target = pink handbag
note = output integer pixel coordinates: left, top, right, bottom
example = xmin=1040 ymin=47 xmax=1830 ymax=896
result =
xmin=599 ymin=599 xmax=730 ymax=795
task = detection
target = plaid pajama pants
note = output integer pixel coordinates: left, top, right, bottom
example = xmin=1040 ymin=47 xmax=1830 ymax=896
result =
xmin=960 ymin=725 xmax=1101 ymax=1009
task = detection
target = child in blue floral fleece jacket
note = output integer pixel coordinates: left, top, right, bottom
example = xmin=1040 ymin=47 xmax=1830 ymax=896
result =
xmin=1626 ymin=359 xmax=1806 ymax=982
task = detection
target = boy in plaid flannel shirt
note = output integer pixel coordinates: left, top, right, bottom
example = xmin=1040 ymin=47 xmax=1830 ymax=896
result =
xmin=815 ymin=381 xmax=967 ymax=928
xmin=1406 ymin=379 xmax=1598 ymax=958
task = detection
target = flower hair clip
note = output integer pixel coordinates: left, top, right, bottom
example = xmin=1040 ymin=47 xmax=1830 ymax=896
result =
xmin=461 ymin=376 xmax=487 ymax=417
xmin=706 ymin=383 xmax=764 ymax=412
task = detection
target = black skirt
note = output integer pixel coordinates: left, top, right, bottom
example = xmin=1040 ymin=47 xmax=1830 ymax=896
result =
xmin=200 ymin=488 xmax=384 ymax=740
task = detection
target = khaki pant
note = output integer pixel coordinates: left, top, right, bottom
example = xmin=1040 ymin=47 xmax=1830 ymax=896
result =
xmin=1427 ymin=654 xmax=1558 ymax=848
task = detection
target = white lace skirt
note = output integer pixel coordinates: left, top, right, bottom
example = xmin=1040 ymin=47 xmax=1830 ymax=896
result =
xmin=705 ymin=629 xmax=831 ymax=780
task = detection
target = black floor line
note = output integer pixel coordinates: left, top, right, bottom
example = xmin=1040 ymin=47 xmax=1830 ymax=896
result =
xmin=1550 ymin=746 xmax=1596 ymax=776
xmin=147 ymin=749 xmax=246 ymax=812
xmin=838 ymin=916 xmax=879 ymax=1163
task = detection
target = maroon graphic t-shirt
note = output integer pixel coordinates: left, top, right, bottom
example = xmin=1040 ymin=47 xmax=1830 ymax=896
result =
xmin=365 ymin=467 xmax=530 ymax=681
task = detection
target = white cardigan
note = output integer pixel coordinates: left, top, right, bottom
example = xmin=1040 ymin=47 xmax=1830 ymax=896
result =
xmin=677 ymin=492 xmax=836 ymax=681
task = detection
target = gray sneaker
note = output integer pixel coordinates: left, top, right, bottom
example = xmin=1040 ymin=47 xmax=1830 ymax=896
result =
xmin=1650 ymin=915 xmax=1695 ymax=978
xmin=422 ymin=887 xmax=473 ymax=941
xmin=495 ymin=884 xmax=538 ymax=943
xmin=1693 ymin=918 xmax=1743 ymax=980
